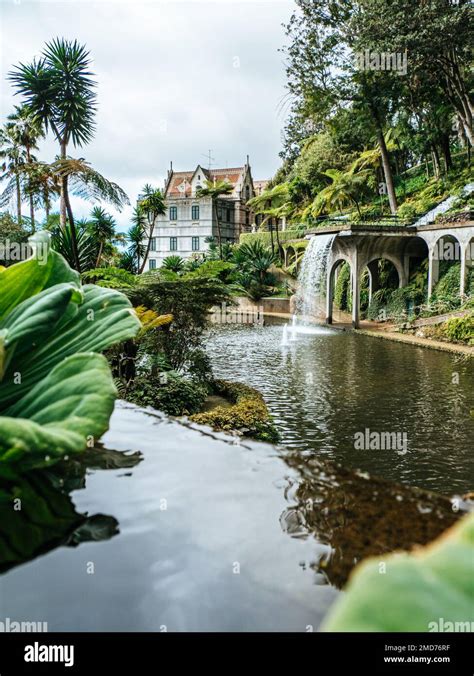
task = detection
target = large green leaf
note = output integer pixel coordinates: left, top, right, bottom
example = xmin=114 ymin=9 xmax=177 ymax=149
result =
xmin=322 ymin=512 xmax=474 ymax=632
xmin=0 ymin=232 xmax=80 ymax=317
xmin=0 ymin=353 xmax=117 ymax=469
xmin=0 ymin=284 xmax=141 ymax=409
xmin=0 ymin=283 xmax=83 ymax=379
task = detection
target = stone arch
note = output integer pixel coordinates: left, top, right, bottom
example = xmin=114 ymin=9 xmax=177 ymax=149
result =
xmin=365 ymin=254 xmax=404 ymax=288
xmin=428 ymin=233 xmax=463 ymax=299
xmin=362 ymin=257 xmax=401 ymax=317
xmin=326 ymin=255 xmax=353 ymax=326
xmin=462 ymin=235 xmax=474 ymax=297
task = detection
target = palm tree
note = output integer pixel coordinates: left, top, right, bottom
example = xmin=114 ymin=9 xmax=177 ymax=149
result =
xmin=162 ymin=255 xmax=185 ymax=273
xmin=88 ymin=206 xmax=117 ymax=267
xmin=50 ymin=217 xmax=97 ymax=271
xmin=22 ymin=161 xmax=60 ymax=222
xmin=248 ymin=183 xmax=292 ymax=257
xmin=309 ymin=168 xmax=370 ymax=219
xmin=0 ymin=124 xmax=26 ymax=225
xmin=196 ymin=179 xmax=234 ymax=259
xmin=138 ymin=184 xmax=166 ymax=274
xmin=9 ymin=38 xmax=98 ymax=269
xmin=47 ymin=157 xmax=129 ymax=270
xmin=6 ymin=105 xmax=44 ymax=230
xmin=127 ymin=208 xmax=147 ymax=273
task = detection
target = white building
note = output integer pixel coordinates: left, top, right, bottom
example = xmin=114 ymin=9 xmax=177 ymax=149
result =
xmin=145 ymin=158 xmax=261 ymax=269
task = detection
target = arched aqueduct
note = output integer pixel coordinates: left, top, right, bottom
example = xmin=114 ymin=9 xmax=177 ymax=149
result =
xmin=309 ymin=221 xmax=474 ymax=328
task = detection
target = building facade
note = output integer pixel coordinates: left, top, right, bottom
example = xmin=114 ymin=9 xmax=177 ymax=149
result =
xmin=146 ymin=158 xmax=260 ymax=269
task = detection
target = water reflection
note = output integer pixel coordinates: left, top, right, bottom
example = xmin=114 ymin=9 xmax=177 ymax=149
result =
xmin=280 ymin=452 xmax=466 ymax=589
xmin=0 ymin=447 xmax=141 ymax=574
xmin=206 ymin=323 xmax=474 ymax=494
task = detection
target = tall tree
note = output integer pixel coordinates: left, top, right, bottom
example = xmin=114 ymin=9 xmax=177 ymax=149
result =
xmin=0 ymin=125 xmax=26 ymax=225
xmin=138 ymin=185 xmax=166 ymax=274
xmin=196 ymin=179 xmax=234 ymax=258
xmin=9 ymin=38 xmax=98 ymax=269
xmin=6 ymin=105 xmax=44 ymax=231
xmin=88 ymin=206 xmax=117 ymax=267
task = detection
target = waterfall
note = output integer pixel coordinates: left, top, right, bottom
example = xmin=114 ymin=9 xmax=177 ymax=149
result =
xmin=296 ymin=234 xmax=335 ymax=320
xmin=413 ymin=182 xmax=474 ymax=226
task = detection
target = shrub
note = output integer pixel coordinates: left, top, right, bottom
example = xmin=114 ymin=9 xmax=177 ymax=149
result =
xmin=396 ymin=202 xmax=417 ymax=221
xmin=0 ymin=232 xmax=141 ymax=469
xmin=334 ymin=262 xmax=351 ymax=311
xmin=190 ymin=379 xmax=280 ymax=443
xmin=442 ymin=314 xmax=474 ymax=345
xmin=127 ymin=372 xmax=208 ymax=416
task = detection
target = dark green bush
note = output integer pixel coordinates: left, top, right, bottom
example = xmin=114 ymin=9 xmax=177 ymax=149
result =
xmin=127 ymin=373 xmax=208 ymax=416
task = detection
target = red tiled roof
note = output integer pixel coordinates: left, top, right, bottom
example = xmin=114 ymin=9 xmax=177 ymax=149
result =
xmin=165 ymin=166 xmax=246 ymax=197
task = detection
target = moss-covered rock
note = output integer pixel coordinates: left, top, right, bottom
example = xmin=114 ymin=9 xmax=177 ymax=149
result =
xmin=190 ymin=379 xmax=280 ymax=443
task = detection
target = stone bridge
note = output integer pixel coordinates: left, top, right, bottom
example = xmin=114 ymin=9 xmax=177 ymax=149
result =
xmin=303 ymin=221 xmax=474 ymax=328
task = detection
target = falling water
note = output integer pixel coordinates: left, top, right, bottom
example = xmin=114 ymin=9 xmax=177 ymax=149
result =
xmin=281 ymin=323 xmax=289 ymax=346
xmin=296 ymin=235 xmax=335 ymax=321
xmin=290 ymin=314 xmax=298 ymax=341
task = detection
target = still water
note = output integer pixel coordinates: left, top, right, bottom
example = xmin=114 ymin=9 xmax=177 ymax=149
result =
xmin=0 ymin=324 xmax=472 ymax=631
xmin=206 ymin=322 xmax=474 ymax=495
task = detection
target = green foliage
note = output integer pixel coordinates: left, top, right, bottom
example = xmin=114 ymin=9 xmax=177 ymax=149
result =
xmin=184 ymin=259 xmax=236 ymax=282
xmin=0 ymin=232 xmax=141 ymax=469
xmin=127 ymin=372 xmax=207 ymax=417
xmin=432 ymin=313 xmax=474 ymax=346
xmin=190 ymin=379 xmax=280 ymax=443
xmin=162 ymin=255 xmax=185 ymax=273
xmin=322 ymin=512 xmax=474 ymax=632
xmin=81 ymin=266 xmax=137 ymax=289
xmin=128 ymin=276 xmax=232 ymax=373
xmin=432 ymin=263 xmax=461 ymax=305
xmin=334 ymin=262 xmax=351 ymax=312
xmin=231 ymin=240 xmax=278 ymax=301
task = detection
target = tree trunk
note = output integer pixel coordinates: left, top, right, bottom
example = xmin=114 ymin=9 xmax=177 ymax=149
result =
xmin=63 ymin=178 xmax=81 ymax=273
xmin=269 ymin=221 xmax=274 ymax=254
xmin=431 ymin=146 xmax=441 ymax=179
xmin=29 ymin=196 xmax=35 ymax=233
xmin=138 ymin=220 xmax=154 ymax=274
xmin=214 ymin=201 xmax=223 ymax=259
xmin=275 ymin=219 xmax=281 ymax=261
xmin=441 ymin=135 xmax=453 ymax=173
xmin=16 ymin=173 xmax=22 ymax=226
xmin=95 ymin=241 xmax=104 ymax=268
xmin=26 ymin=146 xmax=35 ymax=232
xmin=59 ymin=141 xmax=68 ymax=229
xmin=376 ymin=126 xmax=398 ymax=215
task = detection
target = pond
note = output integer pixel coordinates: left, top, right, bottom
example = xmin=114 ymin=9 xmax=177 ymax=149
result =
xmin=0 ymin=322 xmax=472 ymax=631
xmin=206 ymin=320 xmax=474 ymax=495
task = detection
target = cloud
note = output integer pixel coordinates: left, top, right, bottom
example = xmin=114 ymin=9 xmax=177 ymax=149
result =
xmin=0 ymin=0 xmax=292 ymax=229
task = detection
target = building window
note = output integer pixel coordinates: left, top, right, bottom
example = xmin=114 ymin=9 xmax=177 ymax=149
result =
xmin=170 ymin=237 xmax=178 ymax=251
xmin=169 ymin=206 xmax=177 ymax=221
xmin=245 ymin=211 xmax=249 ymax=225
xmin=150 ymin=237 xmax=157 ymax=251
xmin=217 ymin=207 xmax=222 ymax=219
xmin=245 ymin=185 xmax=250 ymax=200
xmin=192 ymin=236 xmax=200 ymax=251
xmin=149 ymin=259 xmax=156 ymax=270
xmin=226 ymin=208 xmax=231 ymax=222
xmin=191 ymin=205 xmax=200 ymax=220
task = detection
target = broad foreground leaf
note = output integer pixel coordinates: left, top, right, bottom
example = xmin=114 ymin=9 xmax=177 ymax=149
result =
xmin=322 ymin=512 xmax=474 ymax=632
xmin=0 ymin=354 xmax=117 ymax=469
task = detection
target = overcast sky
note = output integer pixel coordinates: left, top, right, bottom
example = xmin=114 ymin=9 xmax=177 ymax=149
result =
xmin=0 ymin=0 xmax=294 ymax=231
